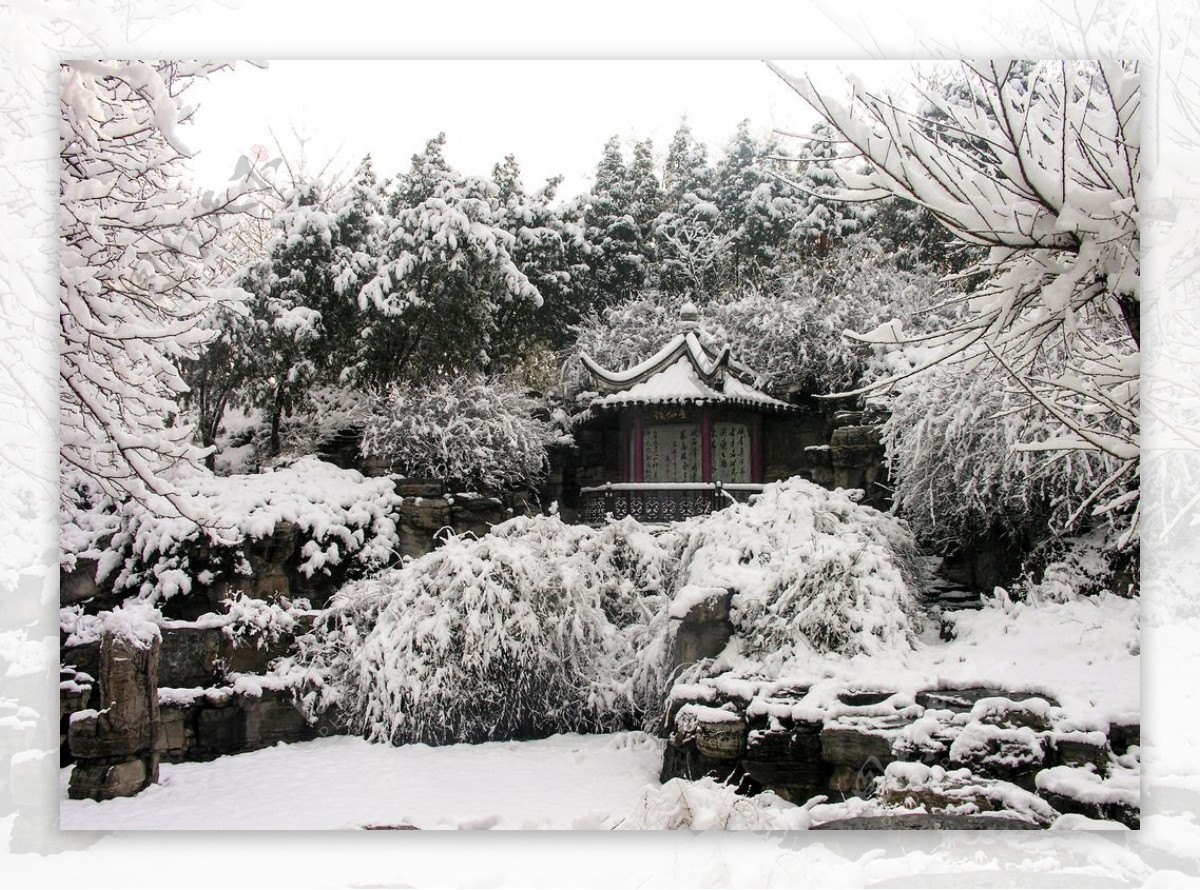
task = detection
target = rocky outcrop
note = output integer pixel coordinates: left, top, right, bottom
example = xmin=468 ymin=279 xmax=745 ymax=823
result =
xmin=742 ymin=721 xmax=828 ymax=804
xmin=398 ymin=492 xmax=513 ymax=558
xmin=158 ymin=625 xmax=223 ymax=688
xmin=667 ymin=587 xmax=734 ymax=673
xmin=158 ymin=688 xmax=314 ymax=763
xmin=660 ymin=685 xmax=1140 ymax=828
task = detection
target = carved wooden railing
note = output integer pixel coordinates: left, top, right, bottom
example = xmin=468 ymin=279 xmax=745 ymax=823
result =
xmin=578 ymin=482 xmax=764 ymax=525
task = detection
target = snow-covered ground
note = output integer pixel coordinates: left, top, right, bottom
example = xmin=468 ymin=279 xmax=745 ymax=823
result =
xmin=58 ymin=591 xmax=1138 ymax=832
xmin=59 ymin=732 xmax=664 ymax=830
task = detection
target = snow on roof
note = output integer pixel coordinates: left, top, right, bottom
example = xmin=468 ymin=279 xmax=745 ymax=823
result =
xmin=582 ymin=331 xmax=790 ymax=411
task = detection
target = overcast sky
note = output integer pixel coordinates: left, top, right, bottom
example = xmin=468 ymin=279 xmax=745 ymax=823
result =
xmin=181 ymin=60 xmax=914 ymax=201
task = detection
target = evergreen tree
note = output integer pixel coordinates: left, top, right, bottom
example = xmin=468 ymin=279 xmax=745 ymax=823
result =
xmin=662 ymin=119 xmax=713 ymax=203
xmin=791 ymin=122 xmax=862 ymax=254
xmin=239 ymin=180 xmax=366 ymax=455
xmin=490 ymin=156 xmax=592 ymax=366
xmin=358 ymin=140 xmax=542 ymax=383
xmin=581 ymin=136 xmax=650 ymax=306
xmin=655 ymin=121 xmax=726 ymax=297
xmin=712 ymin=120 xmax=804 ymax=288
xmin=627 ymin=138 xmax=665 ymax=250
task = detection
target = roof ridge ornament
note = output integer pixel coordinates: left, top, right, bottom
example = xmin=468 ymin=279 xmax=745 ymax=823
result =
xmin=679 ymin=300 xmax=700 ymax=332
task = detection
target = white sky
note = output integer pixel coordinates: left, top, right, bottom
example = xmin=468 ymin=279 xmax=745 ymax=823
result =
xmin=181 ymin=60 xmax=913 ymax=201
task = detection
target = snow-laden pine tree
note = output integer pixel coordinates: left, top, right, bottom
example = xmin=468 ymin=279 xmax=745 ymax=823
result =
xmin=712 ymin=120 xmax=805 ymax=288
xmin=60 ymin=61 xmax=254 ymax=511
xmin=655 ymin=120 xmax=729 ymax=297
xmin=790 ymin=122 xmax=863 ymax=253
xmin=774 ymin=60 xmax=1140 ymax=540
xmin=581 ymin=136 xmax=651 ymax=307
xmin=359 ymin=137 xmax=543 ymax=380
xmin=489 ymin=156 xmax=591 ymax=368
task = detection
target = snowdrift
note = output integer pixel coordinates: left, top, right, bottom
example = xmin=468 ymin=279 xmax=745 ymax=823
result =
xmin=283 ymin=478 xmax=923 ymax=745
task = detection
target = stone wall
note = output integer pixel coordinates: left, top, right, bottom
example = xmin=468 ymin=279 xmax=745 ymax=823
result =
xmin=61 ymin=615 xmax=321 ymax=799
xmin=763 ymin=409 xmax=889 ymax=510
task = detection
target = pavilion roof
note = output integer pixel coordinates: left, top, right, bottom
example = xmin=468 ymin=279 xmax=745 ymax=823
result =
xmin=580 ymin=328 xmax=791 ymax=412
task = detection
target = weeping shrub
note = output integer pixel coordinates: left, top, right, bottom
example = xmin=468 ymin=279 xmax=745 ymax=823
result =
xmin=284 ymin=515 xmax=677 ymax=745
xmin=665 ymin=478 xmax=924 ymax=659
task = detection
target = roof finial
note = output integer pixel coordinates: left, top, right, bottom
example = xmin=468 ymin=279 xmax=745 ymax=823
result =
xmin=679 ymin=300 xmax=700 ymax=332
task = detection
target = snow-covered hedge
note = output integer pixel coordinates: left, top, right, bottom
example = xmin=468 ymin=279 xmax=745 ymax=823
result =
xmin=62 ymin=457 xmax=402 ymax=605
xmin=360 ymin=374 xmax=559 ymax=493
xmin=283 ymin=478 xmax=922 ymax=745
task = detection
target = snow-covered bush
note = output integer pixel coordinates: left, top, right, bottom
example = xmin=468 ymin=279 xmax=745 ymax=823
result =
xmin=360 ymin=374 xmax=558 ymax=493
xmin=667 ymin=478 xmax=923 ymax=657
xmin=286 ymin=514 xmax=677 ymax=745
xmin=1008 ymin=528 xmax=1139 ymax=602
xmin=283 ymin=478 xmax=921 ymax=745
xmin=60 ymin=469 xmax=121 ymax=574
xmin=708 ymin=238 xmax=944 ymax=397
xmin=62 ymin=457 xmax=402 ymax=605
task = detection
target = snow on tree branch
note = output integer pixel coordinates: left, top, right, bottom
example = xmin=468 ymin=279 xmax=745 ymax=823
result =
xmin=60 ymin=60 xmax=258 ymax=518
xmin=769 ymin=60 xmax=1140 ymax=539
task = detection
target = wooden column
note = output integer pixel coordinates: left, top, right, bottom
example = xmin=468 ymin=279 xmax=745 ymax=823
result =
xmin=619 ymin=415 xmax=629 ymax=483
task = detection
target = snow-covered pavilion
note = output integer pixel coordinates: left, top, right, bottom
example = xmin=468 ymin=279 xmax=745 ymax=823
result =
xmin=575 ymin=303 xmax=796 ymax=523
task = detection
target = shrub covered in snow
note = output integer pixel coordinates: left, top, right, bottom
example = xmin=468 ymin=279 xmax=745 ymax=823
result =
xmin=60 ymin=469 xmax=121 ymax=574
xmin=666 ymin=478 xmax=923 ymax=658
xmin=564 ymin=236 xmax=943 ymax=400
xmin=1009 ymin=528 xmax=1139 ymax=602
xmin=286 ymin=514 xmax=676 ymax=745
xmin=223 ymin=593 xmax=313 ymax=649
xmin=61 ymin=457 xmax=402 ymax=606
xmin=283 ymin=477 xmax=922 ymax=745
xmin=360 ymin=374 xmax=558 ymax=493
